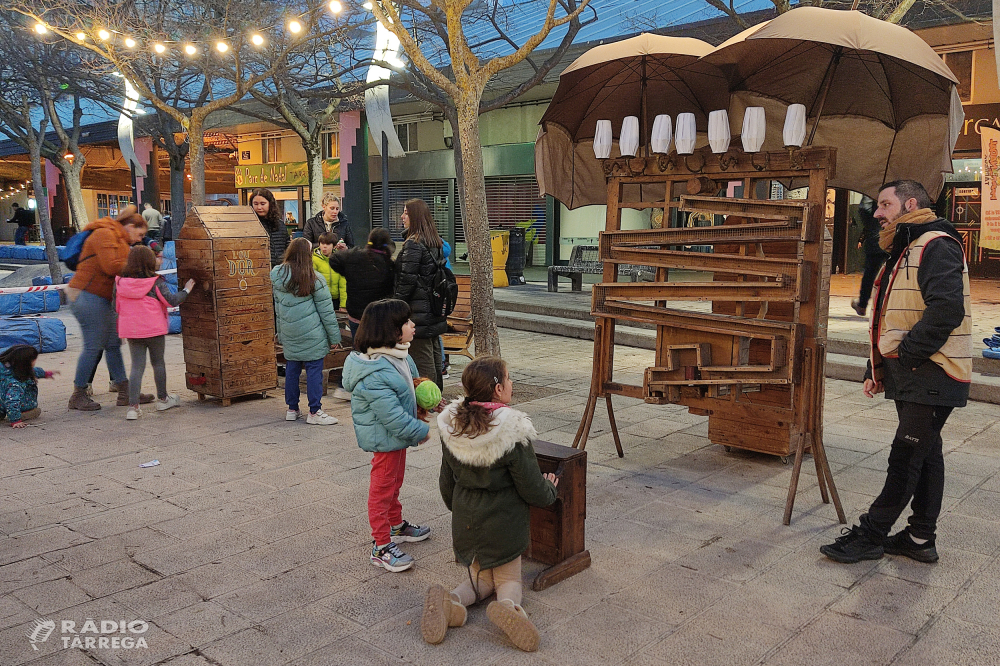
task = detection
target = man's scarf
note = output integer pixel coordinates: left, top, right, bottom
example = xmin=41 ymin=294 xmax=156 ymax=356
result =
xmin=878 ymin=208 xmax=937 ymax=251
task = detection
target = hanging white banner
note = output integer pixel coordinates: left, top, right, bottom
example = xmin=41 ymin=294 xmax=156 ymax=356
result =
xmin=981 ymin=124 xmax=1000 ymax=250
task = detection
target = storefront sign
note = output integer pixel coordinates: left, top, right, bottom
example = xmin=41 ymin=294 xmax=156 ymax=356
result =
xmin=955 ymin=104 xmax=1000 ymax=152
xmin=980 ymin=126 xmax=1000 ymax=250
xmin=234 ymin=159 xmax=340 ymax=188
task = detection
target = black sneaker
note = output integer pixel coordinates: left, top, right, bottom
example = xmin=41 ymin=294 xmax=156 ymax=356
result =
xmin=820 ymin=525 xmax=884 ymax=563
xmin=851 ymin=298 xmax=867 ymax=317
xmin=884 ymin=529 xmax=939 ymax=563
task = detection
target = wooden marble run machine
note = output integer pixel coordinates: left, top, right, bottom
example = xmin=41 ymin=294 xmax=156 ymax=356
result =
xmin=573 ymin=146 xmax=846 ymax=525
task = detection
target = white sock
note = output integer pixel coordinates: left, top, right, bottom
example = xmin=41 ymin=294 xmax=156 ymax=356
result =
xmin=910 ymin=534 xmax=929 ymax=545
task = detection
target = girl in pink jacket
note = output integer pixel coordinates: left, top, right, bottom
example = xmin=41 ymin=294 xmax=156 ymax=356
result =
xmin=115 ymin=245 xmax=195 ymax=421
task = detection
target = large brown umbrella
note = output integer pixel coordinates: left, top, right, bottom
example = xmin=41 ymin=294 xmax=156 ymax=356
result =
xmin=704 ymin=7 xmax=963 ymax=197
xmin=536 ymin=33 xmax=727 ymax=209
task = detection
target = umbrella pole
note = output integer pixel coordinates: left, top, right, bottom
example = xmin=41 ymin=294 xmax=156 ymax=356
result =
xmin=641 ymin=55 xmax=648 ymax=157
xmin=806 ymin=47 xmax=843 ymax=147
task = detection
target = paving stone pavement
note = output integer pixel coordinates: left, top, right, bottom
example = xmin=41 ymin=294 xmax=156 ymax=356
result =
xmin=2 ymin=312 xmax=999 ymax=665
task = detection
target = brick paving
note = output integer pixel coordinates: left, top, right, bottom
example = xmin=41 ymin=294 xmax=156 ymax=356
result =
xmin=1 ymin=309 xmax=999 ymax=665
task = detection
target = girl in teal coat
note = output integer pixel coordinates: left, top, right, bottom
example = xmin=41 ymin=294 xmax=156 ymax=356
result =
xmin=421 ymin=356 xmax=558 ymax=652
xmin=271 ymin=238 xmax=342 ymax=426
xmin=0 ymin=345 xmax=57 ymax=427
xmin=342 ymin=298 xmax=432 ymax=573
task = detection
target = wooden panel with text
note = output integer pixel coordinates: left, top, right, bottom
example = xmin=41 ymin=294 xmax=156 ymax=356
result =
xmin=176 ymin=206 xmax=277 ymax=405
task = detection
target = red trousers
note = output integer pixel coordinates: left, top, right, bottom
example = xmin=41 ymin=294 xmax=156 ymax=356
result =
xmin=368 ymin=448 xmax=407 ymax=545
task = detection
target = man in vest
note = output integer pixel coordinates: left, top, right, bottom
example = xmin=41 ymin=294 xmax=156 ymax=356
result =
xmin=821 ymin=180 xmax=972 ymax=565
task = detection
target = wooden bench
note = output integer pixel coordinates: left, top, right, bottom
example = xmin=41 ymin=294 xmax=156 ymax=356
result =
xmin=442 ymin=274 xmax=474 ymax=360
xmin=548 ymin=244 xmax=655 ymax=292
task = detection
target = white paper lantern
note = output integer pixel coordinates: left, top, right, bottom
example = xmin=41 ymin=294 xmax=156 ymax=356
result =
xmin=783 ymin=104 xmax=807 ymax=148
xmin=593 ymin=119 xmax=613 ymax=159
xmin=741 ymin=107 xmax=766 ymax=153
xmin=650 ymin=114 xmax=672 ymax=154
xmin=675 ymin=113 xmax=697 ymax=155
xmin=708 ymin=110 xmax=730 ymax=154
xmin=619 ymin=115 xmax=639 ymax=157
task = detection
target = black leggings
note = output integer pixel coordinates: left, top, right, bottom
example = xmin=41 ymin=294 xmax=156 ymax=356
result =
xmin=128 ymin=336 xmax=167 ymax=405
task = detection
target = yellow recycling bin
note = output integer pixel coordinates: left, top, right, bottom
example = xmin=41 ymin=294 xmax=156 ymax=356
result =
xmin=490 ymin=230 xmax=510 ymax=288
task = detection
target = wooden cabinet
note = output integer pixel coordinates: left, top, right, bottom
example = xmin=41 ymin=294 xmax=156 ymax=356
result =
xmin=526 ymin=439 xmax=590 ymax=590
xmin=176 ymin=206 xmax=277 ymax=405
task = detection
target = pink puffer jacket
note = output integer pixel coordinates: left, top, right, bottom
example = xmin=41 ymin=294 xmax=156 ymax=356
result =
xmin=115 ymin=276 xmax=171 ymax=339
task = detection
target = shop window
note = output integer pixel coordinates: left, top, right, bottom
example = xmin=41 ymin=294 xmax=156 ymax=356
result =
xmin=395 ymin=122 xmax=417 ymax=153
xmin=262 ymin=137 xmax=280 ymax=164
xmin=322 ymin=131 xmax=339 ymax=159
xmin=946 ymin=51 xmax=973 ymax=102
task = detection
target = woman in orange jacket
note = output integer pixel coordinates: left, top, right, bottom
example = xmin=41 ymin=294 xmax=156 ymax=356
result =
xmin=67 ymin=206 xmax=150 ymax=411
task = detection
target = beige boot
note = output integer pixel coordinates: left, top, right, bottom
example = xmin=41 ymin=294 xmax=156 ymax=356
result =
xmin=421 ymin=585 xmax=467 ymax=645
xmin=68 ymin=386 xmax=101 ymax=411
xmin=20 ymin=407 xmax=41 ymax=421
xmin=487 ymin=599 xmax=540 ymax=652
xmin=116 ymin=380 xmax=154 ymax=406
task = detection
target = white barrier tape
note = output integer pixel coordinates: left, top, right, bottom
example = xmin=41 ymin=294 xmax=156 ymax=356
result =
xmin=0 ymin=268 xmax=177 ymax=295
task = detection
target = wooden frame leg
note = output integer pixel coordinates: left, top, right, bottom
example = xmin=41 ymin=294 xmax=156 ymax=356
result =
xmin=573 ymin=393 xmax=599 ymax=450
xmin=813 ymin=434 xmax=847 ymax=524
xmin=605 ymin=394 xmax=624 ymax=458
xmin=783 ymin=433 xmax=808 ymax=525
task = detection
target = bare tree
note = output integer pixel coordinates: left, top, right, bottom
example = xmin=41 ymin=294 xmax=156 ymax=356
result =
xmin=703 ymin=0 xmax=978 ymax=28
xmin=0 ymin=12 xmax=122 ymax=236
xmin=248 ymin=16 xmax=371 ymax=216
xmin=15 ymin=0 xmax=342 ymax=206
xmin=371 ymin=0 xmax=594 ymax=357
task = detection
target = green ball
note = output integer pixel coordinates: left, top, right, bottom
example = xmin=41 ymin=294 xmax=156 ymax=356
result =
xmin=414 ymin=380 xmax=442 ymax=410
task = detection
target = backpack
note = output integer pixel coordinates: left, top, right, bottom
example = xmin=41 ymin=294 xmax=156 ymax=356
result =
xmin=62 ymin=230 xmax=93 ymax=271
xmin=428 ymin=258 xmax=459 ymax=318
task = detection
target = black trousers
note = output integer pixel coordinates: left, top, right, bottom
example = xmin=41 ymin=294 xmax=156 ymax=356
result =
xmin=860 ymin=400 xmax=952 ymax=541
xmin=857 ymin=250 xmax=888 ymax=309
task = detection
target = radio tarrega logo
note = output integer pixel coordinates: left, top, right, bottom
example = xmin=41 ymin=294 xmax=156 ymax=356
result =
xmin=26 ymin=618 xmax=150 ymax=651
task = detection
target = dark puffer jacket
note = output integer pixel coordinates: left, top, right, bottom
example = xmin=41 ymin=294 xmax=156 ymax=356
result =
xmin=329 ymin=247 xmax=395 ymax=321
xmin=302 ymin=211 xmax=355 ymax=248
xmin=258 ymin=214 xmax=289 ymax=268
xmin=393 ymin=236 xmax=447 ymax=338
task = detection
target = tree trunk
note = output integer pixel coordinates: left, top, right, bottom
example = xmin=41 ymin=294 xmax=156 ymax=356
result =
xmin=168 ymin=149 xmax=187 ymax=226
xmin=188 ymin=115 xmax=206 ymax=206
xmin=444 ymin=106 xmax=467 ymax=228
xmin=58 ymin=160 xmax=88 ymax=231
xmin=29 ymin=142 xmax=61 ymax=283
xmin=306 ymin=144 xmax=324 ymax=219
xmin=456 ymin=101 xmax=500 ymax=357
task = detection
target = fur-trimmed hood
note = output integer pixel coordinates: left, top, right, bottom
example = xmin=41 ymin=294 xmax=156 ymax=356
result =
xmin=437 ymin=399 xmax=537 ymax=468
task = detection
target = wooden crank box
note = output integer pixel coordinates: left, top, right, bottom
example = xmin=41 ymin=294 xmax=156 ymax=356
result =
xmin=525 ymin=439 xmax=590 ymax=591
xmin=176 ymin=206 xmax=277 ymax=405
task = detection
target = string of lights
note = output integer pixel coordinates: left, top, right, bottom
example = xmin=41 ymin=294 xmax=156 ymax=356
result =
xmin=1 ymin=181 xmax=33 ymax=202
xmin=30 ymin=0 xmax=350 ymax=58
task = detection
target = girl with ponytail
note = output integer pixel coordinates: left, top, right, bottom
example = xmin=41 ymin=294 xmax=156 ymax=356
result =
xmin=421 ymin=356 xmax=558 ymax=652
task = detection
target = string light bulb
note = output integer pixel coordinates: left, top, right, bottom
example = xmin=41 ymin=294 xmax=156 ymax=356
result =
xmin=75 ymin=31 xmax=86 ymax=41
xmin=154 ymin=43 xmax=166 ymax=54
xmin=329 ymin=0 xmax=342 ymax=12
xmin=216 ymin=41 xmax=228 ymax=53
xmin=184 ymin=44 xmax=197 ymax=55
xmin=98 ymin=29 xmax=111 ymax=41
xmin=34 ymin=23 xmax=48 ymax=35
xmin=251 ymin=33 xmax=264 ymax=46
xmin=124 ymin=37 xmax=136 ymax=48
xmin=363 ymin=1 xmax=373 ymax=9
xmin=288 ymin=19 xmax=302 ymax=33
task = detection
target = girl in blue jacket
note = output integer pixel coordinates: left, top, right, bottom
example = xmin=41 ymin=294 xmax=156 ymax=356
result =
xmin=0 ymin=345 xmax=57 ymax=427
xmin=342 ymin=298 xmax=432 ymax=572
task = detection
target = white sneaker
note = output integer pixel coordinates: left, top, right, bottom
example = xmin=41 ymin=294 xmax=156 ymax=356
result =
xmin=126 ymin=407 xmax=142 ymax=421
xmin=306 ymin=410 xmax=338 ymax=425
xmin=155 ymin=394 xmax=181 ymax=411
xmin=332 ymin=387 xmax=352 ymax=401
xmin=285 ymin=409 xmax=301 ymax=421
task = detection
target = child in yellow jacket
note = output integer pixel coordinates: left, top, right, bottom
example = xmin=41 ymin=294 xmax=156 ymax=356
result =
xmin=312 ymin=231 xmax=348 ymax=310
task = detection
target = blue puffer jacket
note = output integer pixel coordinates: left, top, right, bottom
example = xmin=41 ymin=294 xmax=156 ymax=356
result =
xmin=342 ymin=350 xmax=429 ymax=452
xmin=271 ymin=264 xmax=342 ymax=361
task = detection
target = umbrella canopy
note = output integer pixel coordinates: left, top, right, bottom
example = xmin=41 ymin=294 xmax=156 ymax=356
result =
xmin=536 ymin=33 xmax=728 ymax=208
xmin=704 ymin=7 xmax=963 ymax=197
